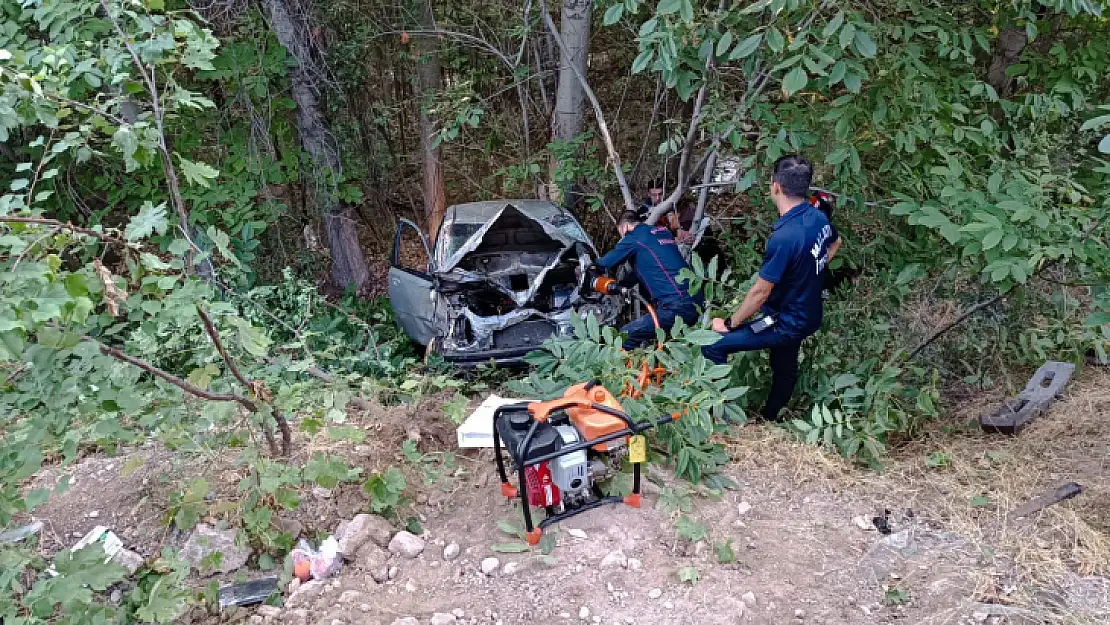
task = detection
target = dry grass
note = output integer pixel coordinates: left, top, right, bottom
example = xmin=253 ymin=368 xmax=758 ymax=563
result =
xmin=875 ymin=369 xmax=1109 ymax=622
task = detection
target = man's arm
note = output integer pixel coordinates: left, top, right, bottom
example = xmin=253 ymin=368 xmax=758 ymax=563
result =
xmin=712 ymin=278 xmax=775 ymax=332
xmin=827 ymin=237 xmax=842 ymax=261
xmin=596 ymin=232 xmax=637 ymax=270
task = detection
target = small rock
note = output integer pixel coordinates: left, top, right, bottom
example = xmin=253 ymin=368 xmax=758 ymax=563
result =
xmin=406 ymin=427 xmax=421 ymax=442
xmin=795 ymin=609 xmax=805 ymax=618
xmin=339 ymin=514 xmax=395 ymax=556
xmin=388 ymin=566 xmax=399 ymax=580
xmin=330 ymin=620 xmax=344 ymax=625
xmin=181 ymin=524 xmax=251 ymax=575
xmin=312 ymin=486 xmax=333 ymax=499
xmin=664 ymin=601 xmax=674 ymax=610
xmin=742 ymin=591 xmax=756 ymax=605
xmin=481 ymin=557 xmax=500 ymax=575
xmin=256 ymin=606 xmax=281 ymax=619
xmin=737 ymin=501 xmax=752 ymax=516
xmin=285 ymin=581 xmax=325 ymax=609
xmin=579 ymin=606 xmax=590 ymax=620
xmin=287 ymin=577 xmax=301 ymax=595
xmin=339 ymin=590 xmax=364 ymax=604
xmin=355 ymin=541 xmax=389 ymax=573
xmin=443 ymin=542 xmax=461 ymax=561
xmin=559 ymin=613 xmax=571 ymax=619
xmin=568 ymin=528 xmax=588 ymax=540
xmin=388 ymin=531 xmax=426 ymax=559
xmin=626 ymin=557 xmax=642 ymax=571
xmin=430 ymin=614 xmax=457 ymax=625
xmin=250 ymin=616 xmax=264 ymax=625
xmin=972 ymin=613 xmax=989 ymax=623
xmin=592 ymin=617 xmax=601 ymax=624
xmin=391 ymin=619 xmax=419 ymax=625
xmin=648 ymin=588 xmax=663 ymax=599
xmin=88 ymin=511 xmax=100 ymax=518
xmin=852 ymin=516 xmax=875 ymax=531
xmin=109 ymin=589 xmax=122 ymax=605
xmin=359 ymin=604 xmax=371 ymax=613
xmin=502 ymin=561 xmax=521 ymax=576
xmin=600 ymin=551 xmax=627 ymax=569
xmin=113 ymin=548 xmax=145 ymax=574
xmin=370 ymin=566 xmax=389 ymax=583
xmin=452 ymin=609 xmax=465 ymax=618
xmin=404 ymin=580 xmax=417 ymax=592
xmin=273 ymin=517 xmax=303 ymax=539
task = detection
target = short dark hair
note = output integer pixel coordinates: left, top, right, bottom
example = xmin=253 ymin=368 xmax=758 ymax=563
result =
xmin=618 ymin=210 xmax=641 ymax=228
xmin=772 ymin=154 xmax=813 ymax=198
xmin=647 ymin=177 xmax=665 ymax=191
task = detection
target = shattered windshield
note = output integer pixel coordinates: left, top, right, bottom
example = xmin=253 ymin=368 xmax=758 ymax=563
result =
xmin=439 ymin=221 xmax=482 ymax=262
xmin=545 ymin=212 xmax=589 ymax=243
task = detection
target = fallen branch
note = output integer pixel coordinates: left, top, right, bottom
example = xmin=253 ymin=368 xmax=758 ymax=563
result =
xmin=0 ymin=216 xmax=129 ymax=248
xmin=540 ymin=0 xmax=636 ymax=213
xmin=907 ymin=292 xmax=1007 ymax=360
xmin=197 ymin=306 xmax=291 ymax=456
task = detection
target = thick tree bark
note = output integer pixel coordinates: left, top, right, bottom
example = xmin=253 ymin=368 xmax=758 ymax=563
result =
xmin=262 ymin=0 xmax=370 ymax=291
xmin=987 ymin=28 xmax=1028 ymax=99
xmin=415 ymin=1 xmax=446 ymax=237
xmin=548 ymin=0 xmax=593 ymax=203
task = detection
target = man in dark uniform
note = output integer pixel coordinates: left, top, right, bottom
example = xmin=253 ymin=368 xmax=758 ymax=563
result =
xmin=703 ymin=155 xmax=841 ymax=421
xmin=596 ymin=210 xmax=702 ymax=350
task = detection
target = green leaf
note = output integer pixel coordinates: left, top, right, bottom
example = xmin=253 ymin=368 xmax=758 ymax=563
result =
xmin=853 ymin=31 xmax=877 ymax=58
xmin=981 ymin=229 xmax=1003 ymax=250
xmin=838 ymin=22 xmax=856 ymax=50
xmin=258 ymin=553 xmax=276 ymax=571
xmin=125 ymin=202 xmax=169 ymax=241
xmin=632 ymin=49 xmax=653 ymax=74
xmin=767 ymin=27 xmax=785 ymax=53
xmin=1099 ymin=135 xmax=1110 ymax=154
xmin=490 ymin=543 xmax=530 ymax=553
xmin=729 ymin=33 xmax=762 ymax=60
xmin=1084 ymin=312 xmax=1110 ymax=327
xmin=657 ymin=0 xmax=681 ymax=15
xmin=1079 ymin=114 xmax=1110 ymax=131
xmin=782 ymin=66 xmax=808 ymax=95
xmin=822 ymin=12 xmax=845 ymax=38
xmin=206 ymin=227 xmax=242 ymax=267
xmin=603 ymin=3 xmax=624 ymax=25
xmin=842 ymin=71 xmax=862 ymax=94
xmin=178 ymin=156 xmax=219 ymax=188
xmin=679 ymin=0 xmax=693 ymax=23
xmin=716 ymin=31 xmax=734 ymax=57
xmin=971 ymin=495 xmax=991 ymax=508
xmin=10 ymin=178 xmax=28 ymax=191
xmin=827 ymin=60 xmax=846 ymax=85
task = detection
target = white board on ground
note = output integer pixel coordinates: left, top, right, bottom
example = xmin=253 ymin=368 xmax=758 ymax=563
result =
xmin=456 ymin=394 xmax=534 ymax=448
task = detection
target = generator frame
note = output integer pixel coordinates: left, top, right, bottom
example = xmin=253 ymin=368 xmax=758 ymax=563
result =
xmin=492 ymin=380 xmax=676 ymax=545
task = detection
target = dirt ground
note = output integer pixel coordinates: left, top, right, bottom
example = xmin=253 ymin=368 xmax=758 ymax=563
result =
xmin=23 ymin=370 xmax=1110 ymax=625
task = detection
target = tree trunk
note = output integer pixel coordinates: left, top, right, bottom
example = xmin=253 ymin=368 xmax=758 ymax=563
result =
xmin=987 ymin=28 xmax=1028 ymax=99
xmin=415 ymin=0 xmax=446 ymax=237
xmin=262 ymin=0 xmax=370 ymax=291
xmin=548 ymin=0 xmax=593 ymax=203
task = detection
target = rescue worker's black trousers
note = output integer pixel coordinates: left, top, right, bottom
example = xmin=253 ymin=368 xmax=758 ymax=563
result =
xmin=703 ymin=323 xmax=802 ymax=422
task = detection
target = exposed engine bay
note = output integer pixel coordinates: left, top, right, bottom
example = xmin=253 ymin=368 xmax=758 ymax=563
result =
xmin=434 ymin=203 xmax=618 ymax=356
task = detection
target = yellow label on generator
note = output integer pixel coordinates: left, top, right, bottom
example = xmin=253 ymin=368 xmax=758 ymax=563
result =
xmin=628 ymin=435 xmax=647 ymax=463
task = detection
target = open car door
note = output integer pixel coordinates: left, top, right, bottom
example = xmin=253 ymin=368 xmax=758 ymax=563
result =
xmin=388 ymin=219 xmax=435 ymax=345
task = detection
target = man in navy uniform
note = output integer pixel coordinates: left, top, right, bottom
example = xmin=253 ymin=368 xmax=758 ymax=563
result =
xmin=595 ymin=210 xmax=702 ymax=350
xmin=703 ymin=155 xmax=841 ymax=421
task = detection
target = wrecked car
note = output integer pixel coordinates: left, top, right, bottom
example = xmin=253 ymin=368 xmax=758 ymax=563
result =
xmin=388 ymin=200 xmax=620 ymax=367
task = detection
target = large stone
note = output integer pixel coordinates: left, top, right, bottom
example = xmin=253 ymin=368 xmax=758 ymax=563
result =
xmin=430 ymin=614 xmax=457 ymax=625
xmin=338 ymin=514 xmax=394 ymax=557
xmin=858 ymin=530 xmax=915 ymax=580
xmin=443 ymin=542 xmax=461 ymax=561
xmin=388 ymin=531 xmax=425 ymax=559
xmin=480 ymin=557 xmax=500 ymax=575
xmin=113 ymin=549 xmax=145 ymax=574
xmin=355 ymin=541 xmax=389 ymax=573
xmin=181 ymin=524 xmax=251 ymax=575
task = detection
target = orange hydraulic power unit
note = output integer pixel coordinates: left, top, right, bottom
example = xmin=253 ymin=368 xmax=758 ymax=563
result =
xmin=493 ymin=380 xmax=678 ymax=545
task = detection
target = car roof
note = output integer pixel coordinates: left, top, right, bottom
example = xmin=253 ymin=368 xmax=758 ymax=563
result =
xmin=447 ymin=200 xmax=569 ymax=223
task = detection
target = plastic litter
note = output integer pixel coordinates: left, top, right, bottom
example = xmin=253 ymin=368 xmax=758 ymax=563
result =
xmin=290 ymin=536 xmax=342 ymax=581
xmin=0 ymin=521 xmax=43 ymax=544
xmin=218 ymin=576 xmax=279 ymax=608
xmin=47 ymin=526 xmax=142 ymax=576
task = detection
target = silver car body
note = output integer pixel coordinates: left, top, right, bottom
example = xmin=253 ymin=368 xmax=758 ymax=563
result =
xmin=388 ymin=200 xmax=618 ymax=366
